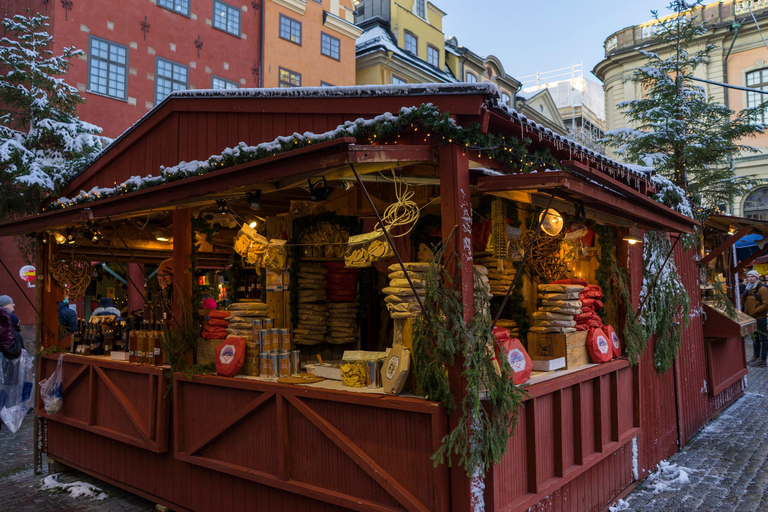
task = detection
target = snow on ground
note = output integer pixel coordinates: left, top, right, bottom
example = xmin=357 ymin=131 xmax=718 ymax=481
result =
xmin=41 ymin=473 xmax=108 ymax=500
xmin=644 ymin=460 xmax=692 ymax=493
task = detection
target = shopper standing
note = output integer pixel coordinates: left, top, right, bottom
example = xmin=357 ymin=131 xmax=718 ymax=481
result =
xmin=743 ymin=269 xmax=768 ymax=367
xmin=0 ymin=295 xmax=22 ymax=359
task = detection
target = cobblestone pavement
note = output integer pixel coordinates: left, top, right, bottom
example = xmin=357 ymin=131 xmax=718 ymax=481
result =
xmin=0 ymin=410 xmax=155 ymax=512
xmin=615 ymin=355 xmax=768 ymax=511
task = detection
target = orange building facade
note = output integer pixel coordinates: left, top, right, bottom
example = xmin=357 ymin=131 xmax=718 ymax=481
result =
xmin=262 ymin=0 xmax=361 ymax=88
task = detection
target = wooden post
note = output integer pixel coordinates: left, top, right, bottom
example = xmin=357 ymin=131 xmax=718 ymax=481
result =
xmin=126 ymin=263 xmax=145 ymax=315
xmin=41 ymin=243 xmax=59 ymax=348
xmin=439 ymin=143 xmax=476 ymax=512
xmin=172 ymin=208 xmax=193 ymax=328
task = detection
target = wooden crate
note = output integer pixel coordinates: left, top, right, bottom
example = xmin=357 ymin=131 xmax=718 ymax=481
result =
xmin=528 ymin=331 xmax=591 ymax=370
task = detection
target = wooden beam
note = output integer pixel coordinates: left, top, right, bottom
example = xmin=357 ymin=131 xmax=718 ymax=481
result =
xmin=700 ymin=225 xmax=753 ymax=266
xmin=172 ymin=208 xmax=192 ymax=329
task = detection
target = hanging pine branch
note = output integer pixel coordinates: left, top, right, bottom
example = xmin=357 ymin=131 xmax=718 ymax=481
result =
xmin=0 ymin=12 xmax=109 ymax=219
xmin=602 ymin=0 xmax=765 ymax=213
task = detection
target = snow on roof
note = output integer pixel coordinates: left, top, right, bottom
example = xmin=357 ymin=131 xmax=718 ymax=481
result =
xmin=355 ymin=18 xmax=458 ymax=83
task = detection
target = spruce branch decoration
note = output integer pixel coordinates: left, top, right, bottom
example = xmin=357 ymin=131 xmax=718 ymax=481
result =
xmin=602 ymin=0 xmax=765 ymax=214
xmin=412 ymin=238 xmax=527 ymax=477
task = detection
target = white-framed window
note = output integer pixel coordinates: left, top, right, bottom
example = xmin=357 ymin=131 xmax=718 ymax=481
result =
xmin=501 ymin=92 xmax=511 ymax=107
xmin=466 ymin=72 xmax=477 ymax=83
xmin=279 ymin=14 xmax=302 ymax=45
xmin=404 ymin=31 xmax=417 ymax=55
xmin=746 ymin=68 xmax=768 ymax=124
xmin=321 ymin=81 xmax=335 ymax=87
xmin=155 ymin=57 xmax=188 ymax=104
xmin=321 ymin=33 xmax=340 ymax=60
xmin=213 ymin=0 xmax=241 ymax=36
xmin=212 ymin=76 xmax=239 ymax=89
xmin=279 ymin=67 xmax=301 ymax=88
xmin=392 ymin=74 xmax=407 ymax=85
xmin=157 ymin=0 xmax=190 ymax=16
xmin=414 ymin=0 xmax=425 ymax=18
xmin=87 ymin=36 xmax=128 ymax=100
xmin=427 ymin=44 xmax=439 ymax=67
xmin=744 ymin=187 xmax=768 ymax=220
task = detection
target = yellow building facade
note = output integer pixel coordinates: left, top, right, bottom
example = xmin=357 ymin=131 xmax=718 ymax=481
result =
xmin=594 ymin=1 xmax=768 ymax=216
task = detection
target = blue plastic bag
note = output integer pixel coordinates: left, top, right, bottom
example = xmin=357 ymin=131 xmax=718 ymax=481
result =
xmin=0 ymin=348 xmax=34 ymax=433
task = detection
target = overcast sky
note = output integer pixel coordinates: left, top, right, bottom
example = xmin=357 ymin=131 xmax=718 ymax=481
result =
xmin=436 ymin=0 xmax=671 ymax=85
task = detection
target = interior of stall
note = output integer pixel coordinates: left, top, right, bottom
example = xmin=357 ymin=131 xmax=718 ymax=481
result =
xmin=42 ymin=156 xmax=636 ymax=395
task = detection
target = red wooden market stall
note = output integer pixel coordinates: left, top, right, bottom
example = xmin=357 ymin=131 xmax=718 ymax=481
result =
xmin=0 ymin=84 xmax=750 ymax=511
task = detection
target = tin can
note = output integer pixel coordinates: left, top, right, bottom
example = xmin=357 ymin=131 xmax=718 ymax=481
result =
xmin=279 ymin=351 xmax=291 ymax=377
xmin=259 ymin=353 xmax=272 ymax=377
xmin=279 ymin=328 xmax=291 ymax=351
xmin=269 ymin=351 xmax=279 ymax=378
xmin=258 ymin=329 xmax=269 ymax=352
xmin=290 ymin=350 xmax=301 ymax=375
xmin=367 ymin=359 xmax=383 ymax=389
xmin=252 ymin=318 xmax=262 ymax=337
xmin=263 ymin=318 xmax=274 ymax=329
xmin=269 ymin=328 xmax=280 ymax=352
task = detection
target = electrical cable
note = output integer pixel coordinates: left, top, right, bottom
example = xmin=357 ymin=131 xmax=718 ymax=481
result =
xmin=749 ymin=2 xmax=768 ymax=52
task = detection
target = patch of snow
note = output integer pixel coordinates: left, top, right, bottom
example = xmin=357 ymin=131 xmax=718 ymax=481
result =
xmin=645 ymin=460 xmax=692 ymax=494
xmin=632 ymin=437 xmax=639 ymax=481
xmin=609 ymin=498 xmax=632 ymax=511
xmin=41 ymin=474 xmax=108 ymax=500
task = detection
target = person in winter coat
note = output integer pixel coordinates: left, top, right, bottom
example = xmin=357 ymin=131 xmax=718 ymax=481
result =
xmin=91 ymin=297 xmax=121 ymax=318
xmin=0 ymin=295 xmax=22 ymax=360
xmin=58 ymin=299 xmax=77 ymax=338
xmin=743 ymin=269 xmax=768 ymax=367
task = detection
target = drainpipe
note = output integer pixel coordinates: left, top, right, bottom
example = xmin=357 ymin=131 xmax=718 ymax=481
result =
xmin=382 ymin=50 xmax=393 ymax=84
xmin=724 ymin=21 xmax=741 ymax=213
xmin=259 ymin=0 xmax=265 ymax=87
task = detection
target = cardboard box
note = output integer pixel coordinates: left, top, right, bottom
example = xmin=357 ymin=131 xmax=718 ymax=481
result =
xmin=527 ymin=331 xmax=587 ymax=359
xmin=532 ymin=357 xmax=565 ymax=371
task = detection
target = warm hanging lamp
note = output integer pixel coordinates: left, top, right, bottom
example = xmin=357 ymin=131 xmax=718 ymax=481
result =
xmin=623 ymin=224 xmax=643 ymax=245
xmin=539 ymin=208 xmax=564 ymax=236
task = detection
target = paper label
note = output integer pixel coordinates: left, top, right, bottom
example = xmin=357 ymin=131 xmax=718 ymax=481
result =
xmin=507 ymin=349 xmax=526 ymax=373
xmin=611 ymin=332 xmax=620 ymax=350
xmin=219 ymin=344 xmax=236 ymax=364
xmin=385 ymin=356 xmax=399 ymax=379
xmin=597 ymin=335 xmax=609 ymax=354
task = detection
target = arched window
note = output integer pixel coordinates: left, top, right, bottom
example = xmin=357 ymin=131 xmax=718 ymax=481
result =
xmin=744 ymin=187 xmax=768 ymax=219
xmin=466 ymin=72 xmax=477 ymax=83
xmin=746 ymin=69 xmax=768 ymax=124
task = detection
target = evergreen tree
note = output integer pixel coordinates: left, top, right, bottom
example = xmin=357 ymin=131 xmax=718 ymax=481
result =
xmin=603 ymin=0 xmax=765 ymax=214
xmin=0 ymin=12 xmax=108 ymax=218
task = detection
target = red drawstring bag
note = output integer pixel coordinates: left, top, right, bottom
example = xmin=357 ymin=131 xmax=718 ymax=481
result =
xmin=603 ymin=325 xmax=622 ymax=359
xmin=207 ymin=318 xmax=230 ymax=327
xmin=493 ymin=327 xmax=532 ymax=385
xmin=215 ymin=337 xmax=246 ymax=377
xmin=208 ymin=310 xmax=231 ymax=319
xmin=586 ymin=327 xmax=612 ymax=363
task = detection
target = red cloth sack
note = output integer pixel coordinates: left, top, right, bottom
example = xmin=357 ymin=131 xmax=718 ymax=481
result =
xmin=207 ymin=318 xmax=230 ymax=327
xmin=587 ymin=327 xmax=612 ymax=363
xmin=202 ymin=330 xmax=227 ymax=340
xmin=603 ymin=325 xmax=622 ymax=359
xmin=581 ymin=298 xmax=604 ymax=310
xmin=215 ymin=337 xmax=246 ymax=377
xmin=574 ymin=311 xmax=597 ymax=322
xmin=581 ymin=290 xmax=604 ymax=299
xmin=549 ymin=278 xmax=588 ymax=286
xmin=208 ymin=310 xmax=231 ymax=319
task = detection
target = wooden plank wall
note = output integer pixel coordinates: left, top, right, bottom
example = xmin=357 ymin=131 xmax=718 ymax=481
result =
xmin=488 ymin=361 xmax=639 ymax=512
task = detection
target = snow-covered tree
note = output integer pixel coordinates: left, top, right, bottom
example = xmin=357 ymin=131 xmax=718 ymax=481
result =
xmin=603 ymin=0 xmax=765 ymax=214
xmin=0 ymin=12 xmax=109 ymax=218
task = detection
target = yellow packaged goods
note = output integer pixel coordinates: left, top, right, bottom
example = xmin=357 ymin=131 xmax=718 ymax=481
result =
xmin=234 ymin=223 xmax=269 ymax=266
xmin=538 ymin=284 xmax=585 ymax=293
xmin=229 ymin=302 xmax=269 ymax=312
xmin=389 ymin=279 xmax=425 ymax=288
xmin=382 ymin=344 xmax=411 ymax=395
xmin=264 ymin=240 xmax=287 ymax=271
xmin=387 ymin=262 xmax=431 ymax=273
xmin=381 ymin=287 xmax=424 ymax=297
xmin=341 ymin=361 xmax=368 ymax=387
xmin=344 ymin=230 xmax=394 ymax=268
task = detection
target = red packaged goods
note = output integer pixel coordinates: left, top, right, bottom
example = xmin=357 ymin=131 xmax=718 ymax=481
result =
xmin=215 ymin=337 xmax=246 ymax=377
xmin=603 ymin=325 xmax=622 ymax=358
xmin=202 ymin=330 xmax=228 ymax=340
xmin=581 ymin=298 xmax=604 ymax=310
xmin=581 ymin=290 xmax=604 ymax=299
xmin=574 ymin=311 xmax=597 ymax=321
xmin=586 ymin=327 xmax=612 ymax=363
xmin=575 ymin=324 xmax=588 ymax=331
xmin=207 ymin=318 xmax=230 ymax=327
xmin=208 ymin=310 xmax=231 ymax=319
xmin=493 ymin=327 xmax=532 ymax=384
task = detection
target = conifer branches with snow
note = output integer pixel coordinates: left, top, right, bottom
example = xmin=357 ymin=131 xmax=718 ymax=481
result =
xmin=603 ymin=0 xmax=765 ymax=213
xmin=0 ymin=12 xmax=108 ymax=218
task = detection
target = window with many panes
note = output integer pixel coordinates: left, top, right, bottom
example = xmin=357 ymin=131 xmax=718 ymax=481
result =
xmin=746 ymin=69 xmax=768 ymax=124
xmin=213 ymin=1 xmax=240 ymax=36
xmin=212 ymin=76 xmax=239 ymax=89
xmin=279 ymin=67 xmax=301 ymax=88
xmin=466 ymin=72 xmax=477 ymax=83
xmin=404 ymin=31 xmax=417 ymax=55
xmin=414 ymin=0 xmax=425 ymax=18
xmin=88 ymin=36 xmax=128 ymax=100
xmin=427 ymin=45 xmax=439 ymax=67
xmin=321 ymin=33 xmax=340 ymax=60
xmin=279 ymin=15 xmax=302 ymax=45
xmin=155 ymin=58 xmax=188 ymax=104
xmin=392 ymin=74 xmax=407 ymax=85
xmin=158 ymin=0 xmax=189 ymax=16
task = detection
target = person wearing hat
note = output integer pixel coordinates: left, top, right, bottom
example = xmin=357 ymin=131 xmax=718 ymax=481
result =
xmin=91 ymin=297 xmax=122 ymax=318
xmin=0 ymin=295 xmax=22 ymax=360
xmin=743 ymin=269 xmax=768 ymax=367
xmin=58 ymin=298 xmax=78 ymax=338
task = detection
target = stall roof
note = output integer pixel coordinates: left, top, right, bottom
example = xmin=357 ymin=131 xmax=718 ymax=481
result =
xmin=707 ymin=214 xmax=768 ymax=238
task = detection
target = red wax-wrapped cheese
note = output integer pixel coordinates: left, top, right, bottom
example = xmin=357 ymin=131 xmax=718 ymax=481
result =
xmin=603 ymin=324 xmax=622 ymax=359
xmin=215 ymin=337 xmax=246 ymax=377
xmin=587 ymin=327 xmax=612 ymax=363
